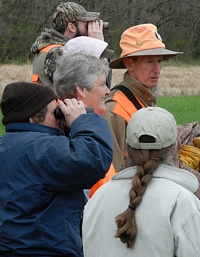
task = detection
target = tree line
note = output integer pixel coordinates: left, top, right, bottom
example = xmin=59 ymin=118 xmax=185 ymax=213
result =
xmin=1 ymin=0 xmax=200 ymax=64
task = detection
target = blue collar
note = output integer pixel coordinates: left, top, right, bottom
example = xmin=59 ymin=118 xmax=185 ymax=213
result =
xmin=5 ymin=122 xmax=60 ymax=136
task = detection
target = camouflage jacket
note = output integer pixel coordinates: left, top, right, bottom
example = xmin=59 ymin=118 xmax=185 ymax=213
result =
xmin=31 ymin=28 xmax=68 ymax=84
xmin=30 ymin=28 xmax=114 ymax=87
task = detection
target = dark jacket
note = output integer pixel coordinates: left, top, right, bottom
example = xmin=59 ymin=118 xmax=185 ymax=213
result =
xmin=0 ymin=113 xmax=113 ymax=256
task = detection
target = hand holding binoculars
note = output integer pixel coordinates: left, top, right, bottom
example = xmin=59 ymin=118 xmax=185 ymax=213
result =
xmin=54 ymin=106 xmax=94 ymax=120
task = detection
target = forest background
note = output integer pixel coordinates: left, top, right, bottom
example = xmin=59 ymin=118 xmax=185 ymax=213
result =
xmin=1 ymin=0 xmax=200 ymax=63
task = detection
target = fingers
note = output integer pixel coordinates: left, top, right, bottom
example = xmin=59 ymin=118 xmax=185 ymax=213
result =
xmin=88 ymin=19 xmax=103 ymax=30
xmin=58 ymin=99 xmax=87 ymax=127
xmin=87 ymin=20 xmax=104 ymax=41
xmin=58 ymin=99 xmax=84 ymax=108
xmin=63 ymin=98 xmax=85 ymax=108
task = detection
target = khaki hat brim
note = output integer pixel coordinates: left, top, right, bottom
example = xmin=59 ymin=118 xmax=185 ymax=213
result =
xmin=109 ymin=48 xmax=183 ymax=69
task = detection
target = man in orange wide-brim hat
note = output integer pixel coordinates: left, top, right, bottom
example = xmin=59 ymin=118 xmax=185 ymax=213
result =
xmin=103 ymin=23 xmax=182 ymax=172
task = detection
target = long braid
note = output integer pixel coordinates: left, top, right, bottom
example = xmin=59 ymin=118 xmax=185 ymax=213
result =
xmin=115 ymin=143 xmax=173 ymax=248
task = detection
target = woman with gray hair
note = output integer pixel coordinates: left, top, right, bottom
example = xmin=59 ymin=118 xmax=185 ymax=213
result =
xmin=54 ymin=51 xmax=116 ymax=198
xmin=54 ymin=51 xmax=110 ymax=115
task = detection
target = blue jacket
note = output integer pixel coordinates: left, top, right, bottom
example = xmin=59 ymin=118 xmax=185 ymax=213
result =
xmin=0 ymin=113 xmax=113 ymax=256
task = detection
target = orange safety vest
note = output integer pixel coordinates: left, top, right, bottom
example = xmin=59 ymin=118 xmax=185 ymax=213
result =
xmin=106 ymin=86 xmax=146 ymax=166
xmin=89 ymin=88 xmax=145 ymax=197
xmin=89 ymin=163 xmax=116 ymax=198
xmin=112 ymin=88 xmax=145 ymax=123
xmin=32 ymin=44 xmax=63 ymax=84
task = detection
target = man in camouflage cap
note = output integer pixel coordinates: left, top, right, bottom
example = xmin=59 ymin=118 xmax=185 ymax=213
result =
xmin=31 ymin=2 xmax=112 ymax=87
xmin=53 ymin=2 xmax=100 ymax=28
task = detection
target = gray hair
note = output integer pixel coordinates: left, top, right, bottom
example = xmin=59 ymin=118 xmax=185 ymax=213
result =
xmin=53 ymin=52 xmax=109 ymax=99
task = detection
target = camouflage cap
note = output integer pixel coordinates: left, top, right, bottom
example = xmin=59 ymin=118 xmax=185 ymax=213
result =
xmin=53 ymin=2 xmax=100 ymax=27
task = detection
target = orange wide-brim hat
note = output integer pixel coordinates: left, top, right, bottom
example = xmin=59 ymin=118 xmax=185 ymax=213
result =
xmin=109 ymin=23 xmax=182 ymax=69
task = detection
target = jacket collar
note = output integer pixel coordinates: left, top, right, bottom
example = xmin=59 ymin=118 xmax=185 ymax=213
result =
xmin=5 ymin=122 xmax=60 ymax=136
xmin=121 ymin=72 xmax=160 ymax=107
xmin=113 ymin=162 xmax=198 ymax=193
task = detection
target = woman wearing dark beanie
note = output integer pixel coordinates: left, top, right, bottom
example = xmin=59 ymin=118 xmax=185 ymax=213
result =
xmin=0 ymin=82 xmax=113 ymax=257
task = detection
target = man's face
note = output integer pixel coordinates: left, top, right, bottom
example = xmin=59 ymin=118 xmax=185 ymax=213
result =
xmin=125 ymin=55 xmax=163 ymax=88
xmin=74 ymin=20 xmax=88 ymax=37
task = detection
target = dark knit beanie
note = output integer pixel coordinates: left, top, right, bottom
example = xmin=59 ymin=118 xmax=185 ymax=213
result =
xmin=1 ymin=82 xmax=57 ymax=125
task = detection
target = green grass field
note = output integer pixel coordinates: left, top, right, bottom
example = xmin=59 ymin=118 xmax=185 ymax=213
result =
xmin=0 ymin=110 xmax=4 ymax=136
xmin=157 ymin=95 xmax=200 ymax=125
xmin=0 ymin=95 xmax=199 ymax=136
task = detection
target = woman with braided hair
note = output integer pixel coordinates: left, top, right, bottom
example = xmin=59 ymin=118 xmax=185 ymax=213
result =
xmin=82 ymin=107 xmax=200 ymax=257
xmin=115 ymin=136 xmax=173 ymax=248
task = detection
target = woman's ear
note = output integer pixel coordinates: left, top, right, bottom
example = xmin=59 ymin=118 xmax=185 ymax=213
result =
xmin=76 ymin=85 xmax=86 ymax=99
xmin=29 ymin=117 xmax=37 ymax=123
xmin=29 ymin=117 xmax=34 ymax=123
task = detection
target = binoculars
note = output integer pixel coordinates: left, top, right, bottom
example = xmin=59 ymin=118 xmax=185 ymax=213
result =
xmin=103 ymin=22 xmax=109 ymax=29
xmin=54 ymin=106 xmax=94 ymax=120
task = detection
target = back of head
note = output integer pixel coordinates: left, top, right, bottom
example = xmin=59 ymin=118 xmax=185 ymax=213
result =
xmin=115 ymin=107 xmax=177 ymax=249
xmin=54 ymin=52 xmax=109 ymax=99
xmin=1 ymin=82 xmax=57 ymax=125
xmin=53 ymin=2 xmax=100 ymax=28
xmin=127 ymin=107 xmax=177 ymax=150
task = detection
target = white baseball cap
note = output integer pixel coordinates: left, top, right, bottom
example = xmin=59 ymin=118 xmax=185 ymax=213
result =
xmin=127 ymin=107 xmax=177 ymax=150
xmin=63 ymin=36 xmax=108 ymax=58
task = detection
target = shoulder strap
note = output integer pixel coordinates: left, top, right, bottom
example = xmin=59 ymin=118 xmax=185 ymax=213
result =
xmin=111 ymin=85 xmax=143 ymax=110
xmin=40 ymin=44 xmax=63 ymax=53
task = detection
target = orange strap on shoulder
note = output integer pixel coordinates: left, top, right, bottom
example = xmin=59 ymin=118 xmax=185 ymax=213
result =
xmin=113 ymin=90 xmax=145 ymax=122
xmin=40 ymin=44 xmax=63 ymax=53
